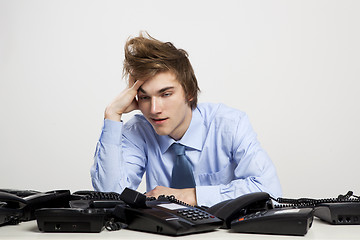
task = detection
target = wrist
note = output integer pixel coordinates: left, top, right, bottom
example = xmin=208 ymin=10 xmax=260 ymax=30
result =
xmin=104 ymin=107 xmax=122 ymax=122
xmin=182 ymin=188 xmax=197 ymax=206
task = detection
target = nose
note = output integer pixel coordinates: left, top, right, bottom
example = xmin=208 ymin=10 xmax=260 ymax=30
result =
xmin=150 ymin=97 xmax=162 ymax=114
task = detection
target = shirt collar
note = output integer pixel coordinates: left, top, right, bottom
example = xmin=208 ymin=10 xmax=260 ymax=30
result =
xmin=157 ymin=107 xmax=204 ymax=154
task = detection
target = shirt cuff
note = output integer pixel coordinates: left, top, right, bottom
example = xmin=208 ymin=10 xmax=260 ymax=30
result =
xmin=196 ymin=185 xmax=222 ymax=207
xmin=99 ymin=119 xmax=123 ymax=145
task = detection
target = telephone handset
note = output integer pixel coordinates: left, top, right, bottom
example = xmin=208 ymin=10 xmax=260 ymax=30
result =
xmin=0 ymin=191 xmax=28 ymax=225
xmin=206 ymin=192 xmax=314 ymax=236
xmin=0 ymin=191 xmax=28 ymax=207
xmin=0 ymin=189 xmax=41 ymax=198
xmin=113 ymin=188 xmax=223 ymax=236
xmin=0 ymin=189 xmax=70 ymax=226
xmin=206 ymin=192 xmax=272 ymax=228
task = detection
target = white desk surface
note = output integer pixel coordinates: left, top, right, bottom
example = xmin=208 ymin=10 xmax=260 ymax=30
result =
xmin=1 ymin=218 xmax=359 ymax=240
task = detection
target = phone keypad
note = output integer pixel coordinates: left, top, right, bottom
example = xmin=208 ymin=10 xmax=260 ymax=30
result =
xmin=177 ymin=209 xmax=215 ymax=221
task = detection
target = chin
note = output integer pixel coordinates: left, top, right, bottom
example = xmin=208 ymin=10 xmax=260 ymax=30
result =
xmin=152 ymin=127 xmax=170 ymax=136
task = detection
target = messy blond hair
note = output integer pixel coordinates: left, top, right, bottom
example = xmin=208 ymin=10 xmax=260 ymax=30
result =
xmin=123 ymin=32 xmax=200 ymax=109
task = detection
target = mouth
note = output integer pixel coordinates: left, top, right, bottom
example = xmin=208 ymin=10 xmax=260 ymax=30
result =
xmin=151 ymin=117 xmax=169 ymax=125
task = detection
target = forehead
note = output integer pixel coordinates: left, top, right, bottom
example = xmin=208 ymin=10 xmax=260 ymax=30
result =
xmin=139 ymin=71 xmax=182 ymax=93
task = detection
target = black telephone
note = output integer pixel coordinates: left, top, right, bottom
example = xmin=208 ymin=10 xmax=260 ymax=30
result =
xmin=113 ymin=188 xmax=223 ymax=236
xmin=36 ymin=190 xmax=127 ymax=232
xmin=35 ymin=188 xmax=222 ymax=235
xmin=275 ymin=191 xmax=360 ymax=225
xmin=206 ymin=192 xmax=314 ymax=236
xmin=3 ymin=187 xmax=357 ymax=236
xmin=34 ymin=189 xmax=313 ymax=236
xmin=0 ymin=189 xmax=71 ymax=226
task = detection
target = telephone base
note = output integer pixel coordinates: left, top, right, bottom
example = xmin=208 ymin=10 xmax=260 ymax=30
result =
xmin=315 ymin=202 xmax=360 ymax=225
xmin=36 ymin=208 xmax=110 ymax=233
xmin=230 ymin=208 xmax=314 ymax=236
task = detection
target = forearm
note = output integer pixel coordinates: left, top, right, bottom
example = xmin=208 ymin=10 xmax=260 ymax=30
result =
xmin=196 ymin=176 xmax=282 ymax=207
xmin=103 ymin=79 xmax=144 ymax=122
xmin=90 ymin=119 xmax=142 ymax=193
xmin=91 ymin=120 xmax=124 ymax=192
xmin=91 ymin=143 xmax=127 ymax=192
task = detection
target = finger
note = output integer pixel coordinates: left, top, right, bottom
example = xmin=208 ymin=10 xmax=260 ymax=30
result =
xmin=144 ymin=190 xmax=154 ymax=197
xmin=128 ymin=74 xmax=136 ymax=86
xmin=131 ymin=80 xmax=145 ymax=91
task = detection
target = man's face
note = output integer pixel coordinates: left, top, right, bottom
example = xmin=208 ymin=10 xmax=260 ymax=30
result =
xmin=137 ymin=71 xmax=192 ymax=140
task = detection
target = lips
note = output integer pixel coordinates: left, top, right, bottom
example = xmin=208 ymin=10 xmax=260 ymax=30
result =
xmin=151 ymin=117 xmax=169 ymax=124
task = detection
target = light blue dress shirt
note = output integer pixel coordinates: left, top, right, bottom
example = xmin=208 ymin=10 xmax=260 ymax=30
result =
xmin=91 ymin=103 xmax=282 ymax=207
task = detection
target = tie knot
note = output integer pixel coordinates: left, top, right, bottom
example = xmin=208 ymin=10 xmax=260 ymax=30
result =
xmin=172 ymin=143 xmax=185 ymax=156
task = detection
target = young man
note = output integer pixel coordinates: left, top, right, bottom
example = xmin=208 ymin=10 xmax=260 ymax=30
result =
xmin=90 ymin=33 xmax=282 ymax=207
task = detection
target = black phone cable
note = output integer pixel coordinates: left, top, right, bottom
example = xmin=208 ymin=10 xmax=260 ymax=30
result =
xmin=273 ymin=191 xmax=360 ymax=208
xmin=105 ymin=218 xmax=126 ymax=231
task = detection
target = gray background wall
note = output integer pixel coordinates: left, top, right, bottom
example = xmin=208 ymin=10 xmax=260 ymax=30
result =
xmin=1 ymin=0 xmax=359 ymax=199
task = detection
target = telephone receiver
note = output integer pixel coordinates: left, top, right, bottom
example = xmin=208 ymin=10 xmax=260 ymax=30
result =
xmin=0 ymin=189 xmax=71 ymax=226
xmin=0 ymin=191 xmax=28 ymax=209
xmin=0 ymin=192 xmax=28 ymax=225
xmin=206 ymin=192 xmax=272 ymax=228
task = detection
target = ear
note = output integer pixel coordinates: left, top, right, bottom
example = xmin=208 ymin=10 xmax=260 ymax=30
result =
xmin=187 ymin=96 xmax=195 ymax=109
xmin=186 ymin=96 xmax=194 ymax=106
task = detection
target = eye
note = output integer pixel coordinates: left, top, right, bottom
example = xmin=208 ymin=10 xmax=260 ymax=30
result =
xmin=139 ymin=95 xmax=150 ymax=100
xmin=162 ymin=92 xmax=173 ymax=97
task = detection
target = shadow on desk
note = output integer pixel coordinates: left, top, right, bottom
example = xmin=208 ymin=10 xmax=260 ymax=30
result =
xmin=2 ymin=218 xmax=360 ymax=240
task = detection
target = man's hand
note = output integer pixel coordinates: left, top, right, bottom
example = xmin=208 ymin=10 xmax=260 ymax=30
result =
xmin=104 ymin=77 xmax=144 ymax=121
xmin=145 ymin=186 xmax=197 ymax=206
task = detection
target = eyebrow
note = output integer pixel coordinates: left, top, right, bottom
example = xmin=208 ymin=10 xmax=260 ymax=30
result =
xmin=138 ymin=86 xmax=175 ymax=94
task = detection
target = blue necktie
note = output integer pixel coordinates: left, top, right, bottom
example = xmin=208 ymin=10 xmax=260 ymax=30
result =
xmin=170 ymin=143 xmax=196 ymax=189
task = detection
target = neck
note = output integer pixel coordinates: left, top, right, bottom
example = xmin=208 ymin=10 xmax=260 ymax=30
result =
xmin=169 ymin=108 xmax=193 ymax=141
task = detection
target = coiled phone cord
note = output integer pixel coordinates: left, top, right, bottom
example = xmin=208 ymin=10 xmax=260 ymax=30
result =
xmin=273 ymin=191 xmax=360 ymax=208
